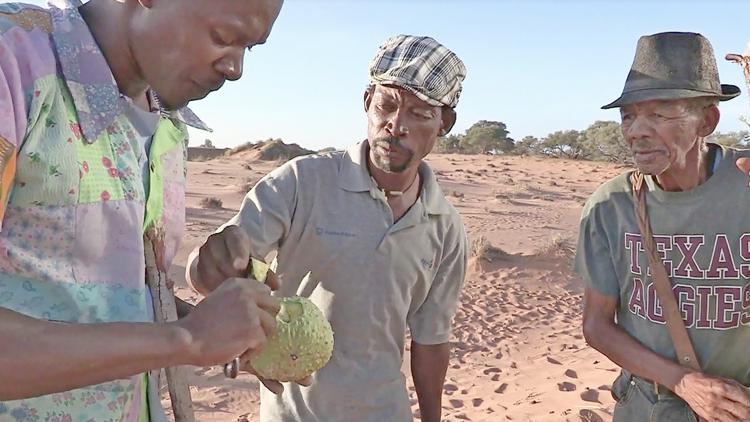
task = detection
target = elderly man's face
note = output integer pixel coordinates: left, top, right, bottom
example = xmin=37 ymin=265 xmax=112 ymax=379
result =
xmin=620 ymin=99 xmax=717 ymax=177
xmin=129 ymin=0 xmax=283 ymax=110
xmin=365 ymin=85 xmax=445 ymax=173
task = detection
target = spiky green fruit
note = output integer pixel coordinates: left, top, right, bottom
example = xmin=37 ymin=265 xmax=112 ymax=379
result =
xmin=250 ymin=295 xmax=334 ymax=382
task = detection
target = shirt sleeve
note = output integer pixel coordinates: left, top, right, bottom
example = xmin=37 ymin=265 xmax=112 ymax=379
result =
xmin=408 ymin=220 xmax=468 ymax=345
xmin=219 ymin=161 xmax=298 ymax=259
xmin=0 ymin=28 xmax=29 ymax=226
xmin=574 ymin=200 xmax=620 ymax=297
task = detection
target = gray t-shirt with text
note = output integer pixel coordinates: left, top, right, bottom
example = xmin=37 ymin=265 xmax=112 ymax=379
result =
xmin=575 ymin=145 xmax=750 ymax=384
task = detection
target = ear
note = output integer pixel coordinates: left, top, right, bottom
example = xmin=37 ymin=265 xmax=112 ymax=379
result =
xmin=440 ymin=107 xmax=457 ymax=135
xmin=363 ymin=86 xmax=373 ymax=113
xmin=698 ymin=105 xmax=720 ymax=137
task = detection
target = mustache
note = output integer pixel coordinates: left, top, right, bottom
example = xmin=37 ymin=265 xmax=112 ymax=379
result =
xmin=630 ymin=139 xmax=663 ymax=151
xmin=373 ymin=136 xmax=411 ymax=151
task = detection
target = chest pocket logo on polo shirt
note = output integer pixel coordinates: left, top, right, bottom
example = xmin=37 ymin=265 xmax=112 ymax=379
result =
xmin=315 ymin=226 xmax=357 ymax=238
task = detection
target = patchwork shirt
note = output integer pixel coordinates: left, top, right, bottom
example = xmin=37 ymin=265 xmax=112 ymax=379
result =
xmin=0 ymin=1 xmax=208 ymax=420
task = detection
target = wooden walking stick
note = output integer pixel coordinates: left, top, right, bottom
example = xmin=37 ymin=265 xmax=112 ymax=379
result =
xmin=145 ymin=226 xmax=196 ymax=422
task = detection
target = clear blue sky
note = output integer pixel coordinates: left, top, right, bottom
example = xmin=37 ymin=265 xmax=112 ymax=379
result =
xmin=27 ymin=0 xmax=750 ymax=150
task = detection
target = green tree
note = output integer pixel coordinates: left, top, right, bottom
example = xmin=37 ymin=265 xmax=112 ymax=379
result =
xmin=540 ymin=130 xmax=590 ymax=159
xmin=706 ymin=131 xmax=750 ymax=148
xmin=458 ymin=120 xmax=514 ymax=154
xmin=513 ymin=135 xmax=541 ymax=155
xmin=581 ymin=120 xmax=630 ymax=163
xmin=434 ymin=134 xmax=463 ymax=153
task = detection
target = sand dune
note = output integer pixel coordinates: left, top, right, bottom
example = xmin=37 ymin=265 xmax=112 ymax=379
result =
xmin=163 ymin=152 xmax=627 ymax=421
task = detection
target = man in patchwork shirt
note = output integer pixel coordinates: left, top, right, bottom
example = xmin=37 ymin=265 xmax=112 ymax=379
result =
xmin=0 ymin=0 xmax=283 ymax=420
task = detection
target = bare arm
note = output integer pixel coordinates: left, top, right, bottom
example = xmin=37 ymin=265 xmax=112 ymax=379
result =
xmin=582 ymin=287 xmax=689 ymax=390
xmin=411 ymin=341 xmax=450 ymax=422
xmin=186 ymin=226 xmax=281 ymax=296
xmin=583 ymin=287 xmax=750 ymax=421
xmin=0 ymin=306 xmax=190 ymax=400
xmin=0 ymin=277 xmax=279 ymax=400
xmin=186 ymin=226 xmax=255 ymax=296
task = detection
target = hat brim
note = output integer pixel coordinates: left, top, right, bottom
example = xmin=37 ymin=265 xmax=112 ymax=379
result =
xmin=371 ymin=79 xmax=447 ymax=108
xmin=601 ymin=84 xmax=741 ymax=109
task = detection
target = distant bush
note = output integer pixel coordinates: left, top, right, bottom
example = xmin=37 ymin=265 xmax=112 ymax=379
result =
xmin=436 ymin=119 xmax=627 ymax=162
xmin=534 ymin=234 xmax=575 ymax=258
xmin=706 ymin=130 xmax=750 ymax=148
xmin=471 ymin=235 xmax=509 ymax=262
xmin=200 ymin=197 xmax=223 ymax=209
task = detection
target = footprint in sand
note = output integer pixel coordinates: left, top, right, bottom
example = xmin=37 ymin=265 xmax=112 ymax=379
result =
xmin=494 ymin=383 xmax=509 ymax=394
xmin=557 ymin=381 xmax=577 ymax=392
xmin=449 ymin=399 xmax=464 ymax=408
xmin=546 ymin=356 xmax=563 ymax=365
xmin=579 ymin=409 xmax=606 ymax=422
xmin=443 ymin=384 xmax=459 ymax=393
xmin=472 ymin=398 xmax=483 ymax=407
xmin=580 ymin=388 xmax=600 ymax=403
xmin=565 ymin=369 xmax=578 ymax=379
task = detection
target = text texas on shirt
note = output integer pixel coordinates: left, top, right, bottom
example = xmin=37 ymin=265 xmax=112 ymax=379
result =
xmin=624 ymin=232 xmax=750 ymax=330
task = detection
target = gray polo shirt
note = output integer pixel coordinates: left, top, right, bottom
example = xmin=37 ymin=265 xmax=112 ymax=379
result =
xmin=221 ymin=141 xmax=467 ymax=421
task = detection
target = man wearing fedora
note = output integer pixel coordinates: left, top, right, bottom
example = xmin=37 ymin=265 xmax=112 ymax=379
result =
xmin=186 ymin=34 xmax=468 ymax=422
xmin=576 ymin=32 xmax=750 ymax=421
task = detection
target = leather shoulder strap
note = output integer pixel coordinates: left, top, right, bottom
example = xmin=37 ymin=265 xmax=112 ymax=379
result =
xmin=629 ymin=171 xmax=701 ymax=371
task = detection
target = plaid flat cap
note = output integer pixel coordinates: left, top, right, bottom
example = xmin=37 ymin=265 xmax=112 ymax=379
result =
xmin=368 ymin=35 xmax=466 ymax=108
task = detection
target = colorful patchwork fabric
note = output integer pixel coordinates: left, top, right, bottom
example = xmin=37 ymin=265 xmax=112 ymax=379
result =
xmin=0 ymin=1 xmax=209 ymax=420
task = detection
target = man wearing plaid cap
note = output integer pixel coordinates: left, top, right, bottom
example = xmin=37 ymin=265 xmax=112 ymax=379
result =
xmin=187 ymin=34 xmax=468 ymax=421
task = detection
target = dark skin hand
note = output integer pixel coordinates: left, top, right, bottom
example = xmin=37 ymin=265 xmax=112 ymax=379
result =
xmin=187 ymin=225 xmax=312 ymax=394
xmin=583 ymin=287 xmax=750 ymax=421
